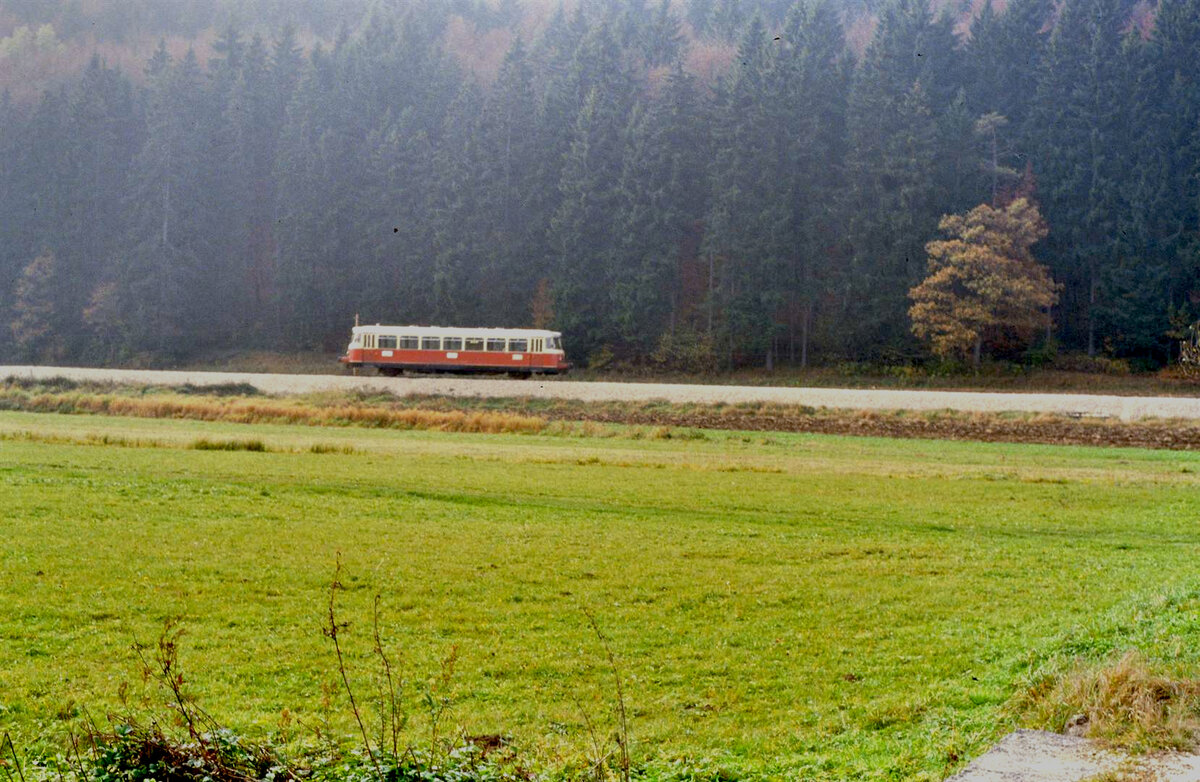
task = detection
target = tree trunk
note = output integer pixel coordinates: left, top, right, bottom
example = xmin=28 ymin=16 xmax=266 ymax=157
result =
xmin=787 ymin=293 xmax=796 ymax=365
xmin=973 ymin=335 xmax=982 ymax=370
xmin=800 ymin=299 xmax=811 ymax=369
xmin=706 ymin=253 xmax=715 ymax=335
xmin=1087 ymin=269 xmax=1097 ymax=357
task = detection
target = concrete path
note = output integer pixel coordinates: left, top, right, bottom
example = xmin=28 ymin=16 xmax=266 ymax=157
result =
xmin=949 ymin=730 xmax=1200 ymax=781
xmin=2 ymin=365 xmax=1199 ymax=422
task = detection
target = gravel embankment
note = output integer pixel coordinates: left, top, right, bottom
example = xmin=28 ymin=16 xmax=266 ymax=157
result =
xmin=3 ymin=365 xmax=1200 ymax=422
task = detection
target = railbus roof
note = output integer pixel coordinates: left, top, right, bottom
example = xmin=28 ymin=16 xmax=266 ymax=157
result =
xmin=351 ymin=324 xmax=561 ymax=339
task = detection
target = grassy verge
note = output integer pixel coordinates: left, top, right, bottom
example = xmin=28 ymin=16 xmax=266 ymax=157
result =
xmin=5 ymin=377 xmax=1200 ymax=451
xmin=2 ymin=408 xmax=1199 ymax=779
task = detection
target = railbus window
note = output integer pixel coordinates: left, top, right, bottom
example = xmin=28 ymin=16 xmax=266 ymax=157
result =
xmin=486 ymin=338 xmax=506 ymax=351
xmin=465 ymin=337 xmax=484 ymax=351
xmin=399 ymin=336 xmax=418 ymax=349
xmin=508 ymin=339 xmax=528 ymax=352
xmin=421 ymin=336 xmax=441 ymax=350
xmin=365 ymin=334 xmax=376 ymax=349
xmin=378 ymin=336 xmax=397 ymax=349
xmin=444 ymin=337 xmax=463 ymax=350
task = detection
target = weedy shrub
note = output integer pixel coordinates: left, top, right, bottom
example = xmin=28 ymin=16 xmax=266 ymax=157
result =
xmin=309 ymin=443 xmax=360 ymax=455
xmin=177 ymin=383 xmax=261 ymax=397
xmin=190 ymin=438 xmax=268 ymax=452
xmin=1010 ymin=650 xmax=1200 ymax=753
xmin=2 ymin=376 xmax=80 ymax=392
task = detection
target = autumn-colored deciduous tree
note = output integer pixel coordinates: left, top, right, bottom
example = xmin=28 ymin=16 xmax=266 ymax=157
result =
xmin=909 ymin=198 xmax=1058 ymax=367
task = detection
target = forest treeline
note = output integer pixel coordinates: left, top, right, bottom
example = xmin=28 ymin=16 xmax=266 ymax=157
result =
xmin=1 ymin=0 xmax=1198 ymax=369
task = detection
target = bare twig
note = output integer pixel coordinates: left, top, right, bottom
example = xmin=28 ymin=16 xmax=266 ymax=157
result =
xmin=427 ymin=645 xmax=460 ymax=763
xmin=131 ymin=619 xmax=221 ymax=740
xmin=1 ymin=733 xmax=26 ymax=782
xmin=324 ymin=556 xmax=382 ymax=779
xmin=584 ymin=608 xmax=631 ymax=782
xmin=568 ymin=691 xmax=609 ymax=782
xmin=371 ymin=594 xmax=403 ymax=758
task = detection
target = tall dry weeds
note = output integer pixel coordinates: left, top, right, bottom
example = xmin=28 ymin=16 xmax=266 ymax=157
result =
xmin=1010 ymin=651 xmax=1200 ymax=753
xmin=0 ymin=390 xmax=547 ymax=435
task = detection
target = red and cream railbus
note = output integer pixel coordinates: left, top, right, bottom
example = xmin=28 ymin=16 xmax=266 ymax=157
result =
xmin=339 ymin=324 xmax=570 ymax=377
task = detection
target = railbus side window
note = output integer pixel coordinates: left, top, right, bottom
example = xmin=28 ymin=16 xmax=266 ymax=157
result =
xmin=399 ymin=336 xmax=418 ymax=349
xmin=465 ymin=337 xmax=484 ymax=351
xmin=365 ymin=334 xmax=376 ymax=349
xmin=532 ymin=338 xmax=543 ymax=352
xmin=444 ymin=337 xmax=463 ymax=350
xmin=508 ymin=339 xmax=528 ymax=352
xmin=421 ymin=336 xmax=441 ymax=350
xmin=486 ymin=338 xmax=506 ymax=351
xmin=378 ymin=336 xmax=397 ymax=349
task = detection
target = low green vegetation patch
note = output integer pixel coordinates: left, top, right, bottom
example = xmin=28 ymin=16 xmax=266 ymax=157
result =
xmin=1 ymin=409 xmax=1198 ymax=780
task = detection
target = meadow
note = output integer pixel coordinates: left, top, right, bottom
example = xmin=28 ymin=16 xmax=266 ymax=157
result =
xmin=1 ymin=408 xmax=1199 ymax=780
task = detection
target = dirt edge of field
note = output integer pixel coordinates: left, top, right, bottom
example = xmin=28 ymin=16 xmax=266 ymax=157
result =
xmin=535 ymin=403 xmax=1200 ymax=450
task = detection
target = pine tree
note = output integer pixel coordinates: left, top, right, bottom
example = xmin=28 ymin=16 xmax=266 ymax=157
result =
xmin=775 ymin=0 xmax=851 ymax=366
xmin=547 ymin=22 xmax=635 ymax=358
xmin=64 ymin=57 xmax=139 ymax=359
xmin=610 ymin=63 xmax=707 ymax=355
xmin=9 ymin=250 xmax=61 ymax=360
xmin=0 ymin=90 xmax=34 ymax=353
xmin=549 ymin=81 xmax=629 ymax=358
xmin=1031 ymin=0 xmax=1127 ymax=355
xmin=640 ymin=0 xmax=685 ymax=67
xmin=112 ymin=43 xmax=209 ymax=355
xmin=966 ymin=0 xmax=1052 ymax=134
xmin=844 ymin=0 xmax=965 ymax=358
xmin=703 ymin=15 xmax=783 ymax=366
xmin=474 ymin=37 xmax=550 ymax=327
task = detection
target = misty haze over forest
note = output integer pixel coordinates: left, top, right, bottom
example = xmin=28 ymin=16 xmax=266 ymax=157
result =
xmin=0 ymin=0 xmax=1197 ymax=370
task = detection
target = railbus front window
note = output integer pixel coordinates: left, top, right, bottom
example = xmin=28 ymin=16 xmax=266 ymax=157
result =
xmin=421 ymin=337 xmax=441 ymax=350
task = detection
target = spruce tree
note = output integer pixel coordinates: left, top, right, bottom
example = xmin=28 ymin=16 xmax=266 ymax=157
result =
xmin=1032 ymin=0 xmax=1126 ymax=355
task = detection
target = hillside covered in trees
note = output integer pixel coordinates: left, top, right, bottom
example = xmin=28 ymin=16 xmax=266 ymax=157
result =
xmin=1 ymin=0 xmax=1198 ymax=370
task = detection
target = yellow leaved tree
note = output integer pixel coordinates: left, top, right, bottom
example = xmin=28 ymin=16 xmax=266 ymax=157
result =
xmin=909 ymin=198 xmax=1059 ymax=368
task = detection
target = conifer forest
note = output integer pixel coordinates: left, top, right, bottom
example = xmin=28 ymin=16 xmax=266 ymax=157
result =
xmin=2 ymin=0 xmax=1199 ymax=370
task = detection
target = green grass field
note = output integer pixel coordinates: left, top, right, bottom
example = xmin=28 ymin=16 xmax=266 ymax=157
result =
xmin=2 ymin=410 xmax=1199 ymax=780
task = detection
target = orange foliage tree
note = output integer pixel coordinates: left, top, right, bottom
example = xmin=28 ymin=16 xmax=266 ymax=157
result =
xmin=909 ymin=198 xmax=1058 ymax=367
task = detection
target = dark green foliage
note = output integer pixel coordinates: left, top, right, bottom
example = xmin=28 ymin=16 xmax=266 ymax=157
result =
xmin=0 ymin=0 xmax=1197 ymax=369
